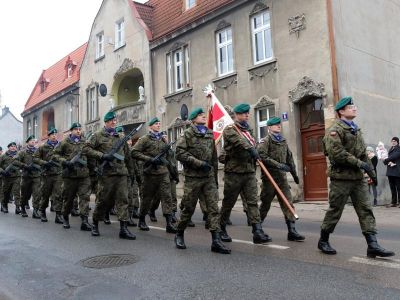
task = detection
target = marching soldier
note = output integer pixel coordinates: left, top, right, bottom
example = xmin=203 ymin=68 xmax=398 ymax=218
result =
xmin=175 ymin=108 xmax=230 ymax=254
xmin=85 ymin=111 xmax=136 ymax=240
xmin=53 ymin=123 xmax=92 ymax=231
xmin=257 ymin=117 xmax=305 ymax=241
xmin=0 ymin=142 xmax=23 ymax=214
xmin=0 ymin=142 xmax=22 ymax=215
xmin=17 ymin=135 xmax=41 ymax=218
xmin=131 ymin=117 xmax=177 ymax=233
xmin=33 ymin=127 xmax=63 ymax=222
xmin=319 ymin=97 xmax=395 ymax=258
xmin=219 ymin=103 xmax=271 ymax=244
xmin=0 ymin=147 xmax=4 ymax=212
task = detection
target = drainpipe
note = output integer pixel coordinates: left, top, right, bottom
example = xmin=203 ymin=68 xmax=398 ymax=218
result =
xmin=326 ymin=0 xmax=339 ymax=104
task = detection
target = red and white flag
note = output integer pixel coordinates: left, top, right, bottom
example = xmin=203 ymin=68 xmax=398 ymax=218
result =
xmin=203 ymin=85 xmax=234 ymax=140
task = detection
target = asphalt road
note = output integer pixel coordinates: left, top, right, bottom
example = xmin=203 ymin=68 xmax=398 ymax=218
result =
xmin=0 ymin=203 xmax=400 ymax=300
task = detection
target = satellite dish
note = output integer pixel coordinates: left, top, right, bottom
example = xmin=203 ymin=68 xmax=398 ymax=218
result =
xmin=99 ymin=84 xmax=107 ymax=97
xmin=180 ymin=104 xmax=188 ymax=121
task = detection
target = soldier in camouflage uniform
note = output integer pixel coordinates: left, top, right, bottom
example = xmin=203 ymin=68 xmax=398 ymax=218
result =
xmin=174 ymin=108 xmax=230 ymax=253
xmin=319 ymin=97 xmax=394 ymax=258
xmin=0 ymin=142 xmax=23 ymax=214
xmin=131 ymin=117 xmax=177 ymax=233
xmin=33 ymin=128 xmax=63 ymax=222
xmin=219 ymin=103 xmax=271 ymax=244
xmin=0 ymin=147 xmax=4 ymax=212
xmin=17 ymin=135 xmax=41 ymax=218
xmin=257 ymin=116 xmax=305 ymax=241
xmin=53 ymin=123 xmax=92 ymax=231
xmin=85 ymin=112 xmax=136 ymax=240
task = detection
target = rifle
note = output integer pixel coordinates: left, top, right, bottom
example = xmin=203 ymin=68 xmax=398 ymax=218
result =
xmin=70 ymin=151 xmax=87 ymax=167
xmin=1 ymin=162 xmax=18 ymax=176
xmin=26 ymin=162 xmax=42 ymax=173
xmin=143 ymin=140 xmax=177 ymax=174
xmin=97 ymin=123 xmax=144 ymax=175
xmin=43 ymin=160 xmax=61 ymax=169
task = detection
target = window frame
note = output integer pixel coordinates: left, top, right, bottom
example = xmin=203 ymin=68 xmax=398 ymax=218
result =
xmin=216 ymin=27 xmax=234 ymax=76
xmin=33 ymin=116 xmax=38 ymax=138
xmin=27 ymin=120 xmax=32 ymax=138
xmin=115 ymin=19 xmax=125 ymax=49
xmin=96 ymin=32 xmax=105 ymax=59
xmin=166 ymin=45 xmax=190 ymax=94
xmin=256 ymin=105 xmax=275 ymax=141
xmin=185 ymin=0 xmax=196 ymax=10
xmin=251 ymin=10 xmax=273 ymax=65
xmin=86 ymin=85 xmax=99 ymax=122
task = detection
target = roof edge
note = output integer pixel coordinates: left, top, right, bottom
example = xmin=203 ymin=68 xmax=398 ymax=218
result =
xmin=130 ymin=1 xmax=153 ymax=40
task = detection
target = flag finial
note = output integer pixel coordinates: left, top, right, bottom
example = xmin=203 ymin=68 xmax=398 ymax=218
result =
xmin=203 ymin=84 xmax=215 ymax=96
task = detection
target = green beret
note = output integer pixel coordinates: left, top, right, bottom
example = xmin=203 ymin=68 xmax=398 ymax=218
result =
xmin=233 ymin=103 xmax=250 ymax=114
xmin=104 ymin=111 xmax=116 ymax=122
xmin=335 ymin=96 xmax=353 ymax=111
xmin=47 ymin=127 xmax=58 ymax=136
xmin=148 ymin=117 xmax=160 ymax=126
xmin=189 ymin=107 xmax=205 ymax=120
xmin=267 ymin=116 xmax=281 ymax=126
xmin=7 ymin=142 xmax=16 ymax=148
xmin=26 ymin=135 xmax=35 ymax=143
xmin=70 ymin=122 xmax=82 ymax=130
xmin=115 ymin=126 xmax=124 ymax=133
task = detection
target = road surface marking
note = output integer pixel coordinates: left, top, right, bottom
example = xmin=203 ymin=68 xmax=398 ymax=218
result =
xmin=349 ymin=256 xmax=400 ymax=269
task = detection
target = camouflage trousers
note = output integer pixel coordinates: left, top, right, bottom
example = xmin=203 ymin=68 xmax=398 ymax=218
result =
xmin=260 ymin=174 xmax=295 ymax=222
xmin=128 ymin=177 xmax=140 ymax=210
xmin=90 ymin=175 xmax=98 ymax=196
xmin=220 ymin=172 xmax=261 ymax=225
xmin=321 ymin=179 xmax=377 ymax=234
xmin=39 ymin=175 xmax=63 ymax=212
xmin=0 ymin=178 xmax=3 ymax=206
xmin=61 ymin=177 xmax=91 ymax=217
xmin=177 ymin=176 xmax=220 ymax=232
xmin=140 ymin=173 xmax=172 ymax=217
xmin=21 ymin=176 xmax=41 ymax=209
xmin=151 ymin=179 xmax=178 ymax=213
xmin=93 ymin=175 xmax=129 ymax=222
xmin=2 ymin=177 xmax=21 ymax=206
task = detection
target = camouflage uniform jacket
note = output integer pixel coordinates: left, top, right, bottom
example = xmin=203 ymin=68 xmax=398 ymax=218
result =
xmin=131 ymin=133 xmax=172 ymax=175
xmin=323 ymin=119 xmax=373 ymax=180
xmin=17 ymin=147 xmax=41 ymax=178
xmin=222 ymin=121 xmax=256 ymax=173
xmin=0 ymin=151 xmax=23 ymax=178
xmin=85 ymin=128 xmax=130 ymax=176
xmin=53 ymin=136 xmax=89 ymax=178
xmin=257 ymin=133 xmax=297 ymax=178
xmin=176 ymin=124 xmax=217 ymax=178
xmin=33 ymin=141 xmax=62 ymax=176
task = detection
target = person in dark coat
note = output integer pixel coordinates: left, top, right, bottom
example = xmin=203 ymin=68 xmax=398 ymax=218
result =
xmin=366 ymin=146 xmax=378 ymax=206
xmin=384 ymin=137 xmax=400 ymax=207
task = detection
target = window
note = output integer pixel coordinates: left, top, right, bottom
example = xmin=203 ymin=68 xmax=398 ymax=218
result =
xmin=33 ymin=117 xmax=38 ymax=138
xmin=166 ymin=45 xmax=190 ymax=94
xmin=216 ymin=27 xmax=234 ymax=76
xmin=67 ymin=64 xmax=73 ymax=78
xmin=66 ymin=98 xmax=74 ymax=128
xmin=186 ymin=0 xmax=195 ymax=10
xmin=256 ymin=105 xmax=275 ymax=141
xmin=115 ymin=19 xmax=125 ymax=49
xmin=251 ymin=11 xmax=273 ymax=64
xmin=86 ymin=86 xmax=98 ymax=121
xmin=27 ymin=120 xmax=32 ymax=138
xmin=168 ymin=124 xmax=187 ymax=171
xmin=96 ymin=32 xmax=104 ymax=59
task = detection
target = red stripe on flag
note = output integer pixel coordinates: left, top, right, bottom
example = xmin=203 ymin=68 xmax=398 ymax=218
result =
xmin=212 ymin=101 xmax=225 ymax=121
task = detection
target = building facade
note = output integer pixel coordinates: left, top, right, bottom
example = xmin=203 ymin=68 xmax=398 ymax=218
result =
xmin=0 ymin=106 xmax=23 ymax=149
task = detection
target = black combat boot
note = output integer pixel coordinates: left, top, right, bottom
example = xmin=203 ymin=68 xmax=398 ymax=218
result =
xmin=165 ymin=214 xmax=178 ymax=234
xmin=220 ymin=224 xmax=232 ymax=242
xmin=63 ymin=215 xmax=70 ymax=229
xmin=91 ymin=219 xmax=100 ymax=236
xmin=171 ymin=211 xmax=177 ymax=223
xmin=55 ymin=212 xmax=63 ymax=224
xmin=127 ymin=209 xmax=137 ymax=227
xmin=364 ymin=233 xmax=395 ymax=258
xmin=318 ymin=230 xmax=337 ymax=255
xmin=138 ymin=215 xmax=149 ymax=231
xmin=286 ymin=220 xmax=305 ymax=241
xmin=21 ymin=206 xmax=28 ymax=217
xmin=104 ymin=211 xmax=111 ymax=225
xmin=80 ymin=216 xmax=92 ymax=231
xmin=32 ymin=208 xmax=40 ymax=219
xmin=1 ymin=203 xmax=8 ymax=213
xmin=211 ymin=231 xmax=231 ymax=254
xmin=252 ymin=223 xmax=272 ymax=244
xmin=175 ymin=230 xmax=186 ymax=249
xmin=149 ymin=210 xmax=157 ymax=222
xmin=25 ymin=204 xmax=30 ymax=210
xmin=110 ymin=207 xmax=117 ymax=215
xmin=132 ymin=207 xmax=139 ymax=219
xmin=202 ymin=212 xmax=208 ymax=222
xmin=187 ymin=219 xmax=195 ymax=227
xmin=40 ymin=210 xmax=48 ymax=222
xmin=15 ymin=206 xmax=21 ymax=215
xmin=119 ymin=221 xmax=136 ymax=240
xmin=226 ymin=218 xmax=233 ymax=226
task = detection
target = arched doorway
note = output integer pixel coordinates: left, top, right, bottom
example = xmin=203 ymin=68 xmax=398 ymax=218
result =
xmin=112 ymin=66 xmax=144 ymax=106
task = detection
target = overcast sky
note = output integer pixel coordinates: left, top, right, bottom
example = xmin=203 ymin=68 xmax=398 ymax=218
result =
xmin=0 ymin=0 xmax=146 ymax=120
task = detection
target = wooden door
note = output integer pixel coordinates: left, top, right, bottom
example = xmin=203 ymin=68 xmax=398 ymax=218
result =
xmin=300 ymin=98 xmax=328 ymax=201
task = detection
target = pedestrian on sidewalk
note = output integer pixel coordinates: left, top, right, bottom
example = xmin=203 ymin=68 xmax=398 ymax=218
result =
xmin=366 ymin=146 xmax=378 ymax=206
xmin=384 ymin=137 xmax=400 ymax=207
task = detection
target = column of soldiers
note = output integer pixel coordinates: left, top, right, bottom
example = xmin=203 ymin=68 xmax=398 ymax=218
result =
xmin=0 ymin=97 xmax=395 ymax=258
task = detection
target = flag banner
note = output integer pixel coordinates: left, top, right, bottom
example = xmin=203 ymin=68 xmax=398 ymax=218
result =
xmin=203 ymin=85 xmax=234 ymax=140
